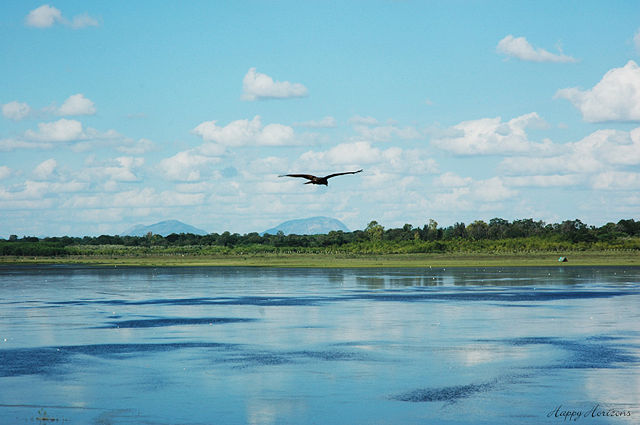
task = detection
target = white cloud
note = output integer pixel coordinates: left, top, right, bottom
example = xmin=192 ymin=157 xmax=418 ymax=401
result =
xmin=2 ymin=101 xmax=31 ymax=121
xmin=10 ymin=119 xmax=121 ymax=150
xmin=497 ymin=35 xmax=576 ymax=63
xmin=298 ymin=141 xmax=437 ymax=174
xmin=56 ymin=94 xmax=96 ymax=116
xmin=504 ymin=174 xmax=582 ymax=187
xmin=33 ymin=159 xmax=58 ymax=180
xmin=241 ymin=68 xmax=308 ymax=101
xmin=25 ymin=5 xmax=63 ymax=28
xmin=432 ymin=112 xmax=552 ymax=155
xmin=158 ymin=150 xmax=220 ymax=182
xmin=433 ymin=172 xmax=473 ymax=188
xmin=497 ymin=127 xmax=640 ymax=192
xmin=0 ymin=166 xmax=11 ymax=180
xmin=555 ymin=61 xmax=640 ymax=122
xmin=25 ymin=4 xmax=98 ymax=29
xmin=0 ymin=180 xmax=86 ymax=205
xmin=299 ymin=141 xmax=381 ymax=166
xmin=80 ymin=157 xmax=144 ymax=183
xmin=349 ymin=115 xmax=379 ymax=126
xmin=116 ymin=138 xmax=155 ymax=155
xmin=192 ymin=116 xmax=296 ymax=147
xmin=65 ymin=187 xmax=205 ymax=209
xmin=353 ymin=124 xmax=422 ymax=142
xmin=250 ymin=156 xmax=290 ymax=175
xmin=431 ymin=187 xmax=472 ymax=212
xmin=70 ymin=13 xmax=98 ymax=29
xmin=25 ymin=119 xmax=85 ymax=142
xmin=471 ymin=177 xmax=517 ymax=202
xmin=0 ymin=138 xmax=52 ymax=151
xmin=429 ymin=176 xmax=517 ymax=212
xmin=293 ymin=116 xmax=337 ymax=128
xmin=591 ymin=171 xmax=640 ymax=190
xmin=25 ymin=119 xmax=84 ymax=142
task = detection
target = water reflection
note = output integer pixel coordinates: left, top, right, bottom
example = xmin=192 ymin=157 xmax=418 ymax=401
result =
xmin=0 ymin=265 xmax=638 ymax=425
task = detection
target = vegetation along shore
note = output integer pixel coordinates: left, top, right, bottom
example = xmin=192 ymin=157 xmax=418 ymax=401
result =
xmin=2 ymin=218 xmax=639 ymax=267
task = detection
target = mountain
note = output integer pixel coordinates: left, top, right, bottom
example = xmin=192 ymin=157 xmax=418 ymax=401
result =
xmin=261 ymin=216 xmax=349 ymax=236
xmin=122 ymin=220 xmax=208 ymax=237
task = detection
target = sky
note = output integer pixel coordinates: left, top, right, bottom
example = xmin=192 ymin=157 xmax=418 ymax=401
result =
xmin=1 ymin=1 xmax=640 ymax=237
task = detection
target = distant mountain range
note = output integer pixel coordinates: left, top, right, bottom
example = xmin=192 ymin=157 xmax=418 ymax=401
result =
xmin=122 ymin=220 xmax=208 ymax=236
xmin=261 ymin=216 xmax=349 ymax=235
xmin=121 ymin=217 xmax=349 ymax=237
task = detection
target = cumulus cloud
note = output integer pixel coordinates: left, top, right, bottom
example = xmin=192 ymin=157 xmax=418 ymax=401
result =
xmin=25 ymin=4 xmax=63 ymax=28
xmin=2 ymin=101 xmax=31 ymax=121
xmin=241 ymin=68 xmax=308 ymax=101
xmin=64 ymin=188 xmax=204 ymax=209
xmin=293 ymin=116 xmax=337 ymax=128
xmin=555 ymin=61 xmax=640 ymax=122
xmin=56 ymin=94 xmax=96 ymax=116
xmin=4 ymin=119 xmax=123 ymax=151
xmin=4 ymin=95 xmax=96 ymax=120
xmin=33 ymin=159 xmax=58 ymax=180
xmin=250 ymin=156 xmax=290 ymax=174
xmin=353 ymin=124 xmax=422 ymax=142
xmin=472 ymin=177 xmax=517 ymax=202
xmin=0 ymin=166 xmax=11 ymax=180
xmin=497 ymin=35 xmax=576 ymax=63
xmin=0 ymin=138 xmax=51 ymax=151
xmin=499 ymin=127 xmax=640 ymax=190
xmin=347 ymin=115 xmax=422 ymax=142
xmin=25 ymin=4 xmax=98 ymax=29
xmin=432 ymin=112 xmax=552 ymax=155
xmin=433 ymin=172 xmax=473 ymax=188
xmin=69 ymin=12 xmax=99 ymax=29
xmin=300 ymin=141 xmax=383 ymax=166
xmin=0 ymin=180 xmax=86 ymax=208
xmin=430 ymin=176 xmax=517 ymax=212
xmin=77 ymin=157 xmax=144 ymax=183
xmin=349 ymin=115 xmax=379 ymax=126
xmin=25 ymin=119 xmax=86 ymax=142
xmin=298 ymin=141 xmax=437 ymax=174
xmin=116 ymin=138 xmax=155 ymax=155
xmin=192 ymin=116 xmax=296 ymax=147
xmin=591 ymin=171 xmax=640 ymax=190
xmin=504 ymin=174 xmax=583 ymax=187
xmin=158 ymin=150 xmax=220 ymax=182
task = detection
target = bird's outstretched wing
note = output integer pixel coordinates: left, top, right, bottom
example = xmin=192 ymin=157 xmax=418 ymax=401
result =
xmin=278 ymin=174 xmax=316 ymax=180
xmin=323 ymin=169 xmax=363 ymax=179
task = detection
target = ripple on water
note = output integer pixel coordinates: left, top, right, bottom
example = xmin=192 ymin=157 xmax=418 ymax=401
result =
xmin=392 ymin=381 xmax=496 ymax=403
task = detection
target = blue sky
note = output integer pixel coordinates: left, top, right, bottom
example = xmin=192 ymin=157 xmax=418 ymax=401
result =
xmin=1 ymin=1 xmax=640 ymax=237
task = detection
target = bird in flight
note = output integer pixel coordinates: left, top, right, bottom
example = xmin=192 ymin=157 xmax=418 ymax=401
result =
xmin=279 ymin=169 xmax=363 ymax=186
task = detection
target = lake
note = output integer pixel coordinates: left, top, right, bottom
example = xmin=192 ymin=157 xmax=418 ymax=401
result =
xmin=0 ymin=265 xmax=638 ymax=424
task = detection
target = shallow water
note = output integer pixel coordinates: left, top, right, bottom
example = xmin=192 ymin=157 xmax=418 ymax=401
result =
xmin=0 ymin=265 xmax=638 ymax=424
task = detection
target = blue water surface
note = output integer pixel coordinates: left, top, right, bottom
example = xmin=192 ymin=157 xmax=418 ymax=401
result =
xmin=0 ymin=265 xmax=638 ymax=424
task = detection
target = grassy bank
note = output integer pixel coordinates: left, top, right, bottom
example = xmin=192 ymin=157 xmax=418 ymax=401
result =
xmin=1 ymin=251 xmax=638 ymax=267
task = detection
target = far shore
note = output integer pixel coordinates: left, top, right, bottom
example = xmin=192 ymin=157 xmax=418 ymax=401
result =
xmin=1 ymin=251 xmax=638 ymax=268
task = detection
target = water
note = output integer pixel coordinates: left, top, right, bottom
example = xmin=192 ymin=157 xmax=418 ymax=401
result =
xmin=0 ymin=265 xmax=638 ymax=425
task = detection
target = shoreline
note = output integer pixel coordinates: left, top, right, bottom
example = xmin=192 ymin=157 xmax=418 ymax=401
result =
xmin=1 ymin=251 xmax=638 ymax=268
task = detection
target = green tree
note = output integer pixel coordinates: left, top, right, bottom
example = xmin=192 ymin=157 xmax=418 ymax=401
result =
xmin=467 ymin=220 xmax=489 ymax=240
xmin=365 ymin=221 xmax=384 ymax=241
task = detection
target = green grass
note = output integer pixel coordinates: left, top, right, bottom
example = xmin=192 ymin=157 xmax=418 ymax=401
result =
xmin=1 ymin=251 xmax=638 ymax=267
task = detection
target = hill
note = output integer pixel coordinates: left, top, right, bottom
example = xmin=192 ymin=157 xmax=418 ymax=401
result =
xmin=261 ymin=216 xmax=349 ymax=235
xmin=122 ymin=220 xmax=208 ymax=236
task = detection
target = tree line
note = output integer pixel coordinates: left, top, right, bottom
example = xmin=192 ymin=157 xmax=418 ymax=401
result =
xmin=2 ymin=218 xmax=639 ymax=257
